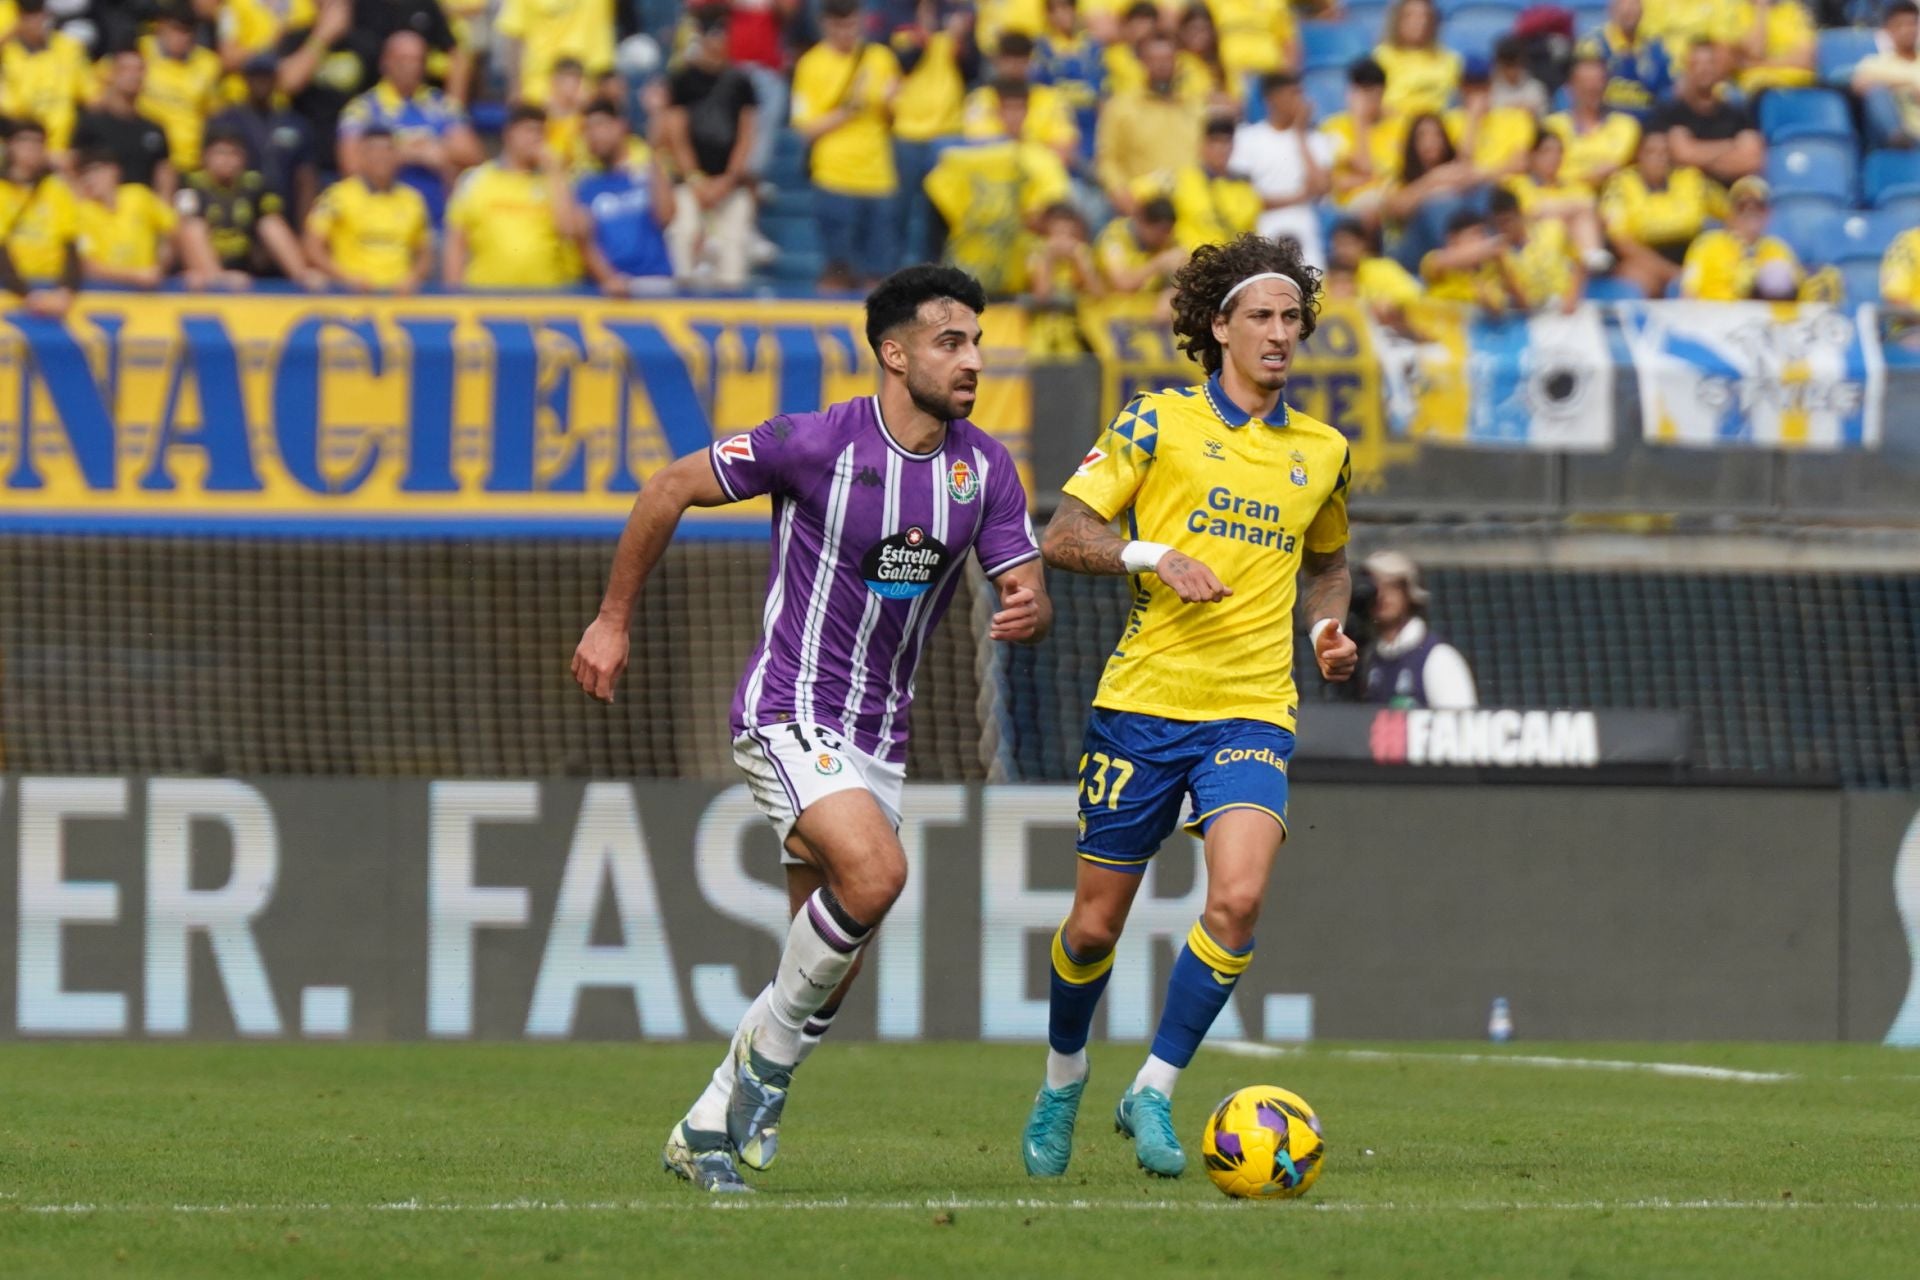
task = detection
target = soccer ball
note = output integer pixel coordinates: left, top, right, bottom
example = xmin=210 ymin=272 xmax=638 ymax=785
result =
xmin=1201 ymin=1085 xmax=1325 ymax=1200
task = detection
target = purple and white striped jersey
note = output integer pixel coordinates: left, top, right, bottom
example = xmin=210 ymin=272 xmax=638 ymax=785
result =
xmin=710 ymin=395 xmax=1040 ymax=765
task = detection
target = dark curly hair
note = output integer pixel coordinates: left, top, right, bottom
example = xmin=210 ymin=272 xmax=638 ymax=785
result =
xmin=1170 ymin=233 xmax=1322 ymax=376
xmin=864 ymin=264 xmax=989 ymax=355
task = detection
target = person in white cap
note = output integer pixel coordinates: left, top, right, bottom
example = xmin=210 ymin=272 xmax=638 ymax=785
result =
xmin=1360 ymin=550 xmax=1477 ymax=708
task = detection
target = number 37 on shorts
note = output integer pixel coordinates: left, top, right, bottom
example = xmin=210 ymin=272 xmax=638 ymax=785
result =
xmin=1073 ymin=709 xmax=1295 ymax=873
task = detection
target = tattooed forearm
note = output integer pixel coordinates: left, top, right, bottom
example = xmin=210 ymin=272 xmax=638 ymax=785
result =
xmin=1301 ymin=546 xmax=1352 ymax=626
xmin=1041 ymin=495 xmax=1130 ymax=575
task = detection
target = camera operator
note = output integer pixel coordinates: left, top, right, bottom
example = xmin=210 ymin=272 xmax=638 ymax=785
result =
xmin=1356 ymin=551 xmax=1477 ymax=709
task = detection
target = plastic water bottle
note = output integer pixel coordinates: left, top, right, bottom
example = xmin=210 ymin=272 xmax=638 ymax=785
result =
xmin=1487 ymin=997 xmax=1514 ymax=1043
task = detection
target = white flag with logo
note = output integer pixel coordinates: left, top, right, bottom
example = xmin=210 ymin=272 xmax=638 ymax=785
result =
xmin=1618 ymin=302 xmax=1886 ymax=449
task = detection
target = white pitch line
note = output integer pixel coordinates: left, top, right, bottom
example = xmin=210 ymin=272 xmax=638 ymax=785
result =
xmin=1210 ymin=1041 xmax=1794 ymax=1083
xmin=15 ymin=1198 xmax=1920 ymax=1215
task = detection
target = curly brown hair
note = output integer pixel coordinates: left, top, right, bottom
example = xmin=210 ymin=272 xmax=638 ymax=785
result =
xmin=1169 ymin=234 xmax=1322 ymax=377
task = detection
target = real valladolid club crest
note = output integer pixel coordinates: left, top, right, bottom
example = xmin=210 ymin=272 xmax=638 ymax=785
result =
xmin=947 ymin=458 xmax=980 ymax=504
xmin=1289 ymin=450 xmax=1309 ymax=487
xmin=814 ymin=753 xmax=843 ymax=776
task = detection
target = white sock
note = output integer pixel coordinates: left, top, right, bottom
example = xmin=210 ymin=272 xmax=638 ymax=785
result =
xmin=1045 ymin=1048 xmax=1089 ymax=1090
xmin=795 ymin=1001 xmax=842 ymax=1067
xmin=760 ymin=888 xmax=871 ymax=1067
xmin=1132 ymin=1053 xmax=1181 ymax=1099
xmin=685 ymin=988 xmax=769 ymax=1133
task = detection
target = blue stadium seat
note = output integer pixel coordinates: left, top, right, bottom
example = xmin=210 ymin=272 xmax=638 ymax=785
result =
xmin=1873 ymin=191 xmax=1920 ymax=226
xmin=1766 ymin=137 xmax=1859 ymax=203
xmin=764 ymin=129 xmax=809 ymax=191
xmin=1346 ymin=2 xmax=1389 ymax=38
xmin=1772 ymin=200 xmax=1846 ymax=264
xmin=1437 ymin=0 xmax=1524 ymax=13
xmin=1303 ymin=64 xmax=1349 ymax=122
xmin=1864 ymin=149 xmax=1920 ymax=205
xmin=1301 ymin=20 xmax=1371 ymax=70
xmin=1829 ymin=208 xmax=1908 ymax=264
xmin=1442 ymin=7 xmax=1516 ymax=59
xmin=1757 ymin=88 xmax=1856 ymax=143
xmin=1816 ymin=28 xmax=1878 ymax=86
xmin=1839 ymin=257 xmax=1883 ymax=304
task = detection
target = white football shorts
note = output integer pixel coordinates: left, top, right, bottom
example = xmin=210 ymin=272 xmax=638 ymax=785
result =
xmin=732 ymin=721 xmax=906 ymax=863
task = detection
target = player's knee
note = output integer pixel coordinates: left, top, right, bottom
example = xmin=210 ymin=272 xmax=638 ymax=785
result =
xmin=1064 ymin=913 xmax=1122 ymax=958
xmin=838 ymin=849 xmax=907 ymax=922
xmin=1202 ymin=892 xmax=1262 ymax=951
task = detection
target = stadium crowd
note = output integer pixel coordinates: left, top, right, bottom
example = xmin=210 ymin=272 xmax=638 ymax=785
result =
xmin=0 ymin=0 xmax=1916 ymax=330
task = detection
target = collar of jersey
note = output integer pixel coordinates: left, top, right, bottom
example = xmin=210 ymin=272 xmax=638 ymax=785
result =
xmin=1204 ymin=372 xmax=1289 ymax=430
xmin=871 ymin=395 xmax=946 ymax=461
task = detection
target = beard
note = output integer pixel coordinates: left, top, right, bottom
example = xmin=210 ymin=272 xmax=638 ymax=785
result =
xmin=906 ymin=365 xmax=975 ymax=422
xmin=1235 ymin=350 xmax=1290 ymax=391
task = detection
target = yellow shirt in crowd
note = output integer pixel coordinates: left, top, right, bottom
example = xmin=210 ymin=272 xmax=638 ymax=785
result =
xmin=308 ymin=176 xmax=431 ymax=288
xmin=791 ymin=41 xmax=902 ymax=196
xmin=1728 ymin=0 xmax=1815 ymax=95
xmin=891 ymin=30 xmax=965 ymax=142
xmin=1103 ymin=44 xmax=1216 ymax=101
xmin=1372 ymin=42 xmax=1462 ymax=118
xmin=1681 ymin=230 xmax=1801 ymax=300
xmin=922 ymin=139 xmax=1068 ymax=295
xmin=1422 ymin=243 xmax=1505 ymax=305
xmin=1443 ymin=105 xmax=1538 ymax=176
xmin=1145 ymin=165 xmax=1262 ymax=251
xmin=1883 ymin=227 xmax=1920 ymax=309
xmin=137 ymin=37 xmax=225 ymax=170
xmin=1209 ymin=0 xmax=1298 ymax=79
xmin=1322 ymin=111 xmax=1406 ymax=208
xmin=1601 ymin=165 xmax=1723 ymax=249
xmin=962 ymin=83 xmax=1080 ymax=152
xmin=495 ymin=0 xmax=616 ymax=105
xmin=0 ymin=31 xmax=91 ymax=150
xmin=0 ymin=173 xmax=81 ymax=279
xmin=219 ymin=0 xmax=317 ymax=60
xmin=974 ymin=0 xmax=1046 ymax=56
xmin=1501 ymin=219 xmax=1575 ymax=308
xmin=1505 ymin=172 xmax=1597 ymax=214
xmin=445 ymin=161 xmax=578 ymax=287
xmin=1093 ymin=215 xmax=1175 ymax=294
xmin=76 ymin=182 xmax=175 ymax=272
xmin=1354 ymin=255 xmax=1424 ymax=307
xmin=1061 ymin=375 xmax=1351 ymax=734
xmin=1544 ymin=110 xmax=1641 ymax=189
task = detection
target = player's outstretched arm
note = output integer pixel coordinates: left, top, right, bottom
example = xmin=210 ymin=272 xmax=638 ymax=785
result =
xmin=988 ymin=558 xmax=1053 ymax=645
xmin=1042 ymin=495 xmax=1231 ymax=603
xmin=572 ymin=451 xmax=732 ymax=703
xmin=1302 ymin=546 xmax=1359 ymax=682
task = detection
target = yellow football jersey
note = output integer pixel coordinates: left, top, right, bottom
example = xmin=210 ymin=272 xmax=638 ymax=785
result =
xmin=308 ymin=176 xmax=430 ymax=288
xmin=0 ymin=174 xmax=82 ymax=280
xmin=136 ymin=36 xmax=224 ymax=169
xmin=1062 ymin=376 xmax=1352 ymax=732
xmin=1882 ymin=228 xmax=1920 ymax=309
xmin=76 ymin=182 xmax=176 ymax=271
xmin=1681 ymin=230 xmax=1801 ymax=301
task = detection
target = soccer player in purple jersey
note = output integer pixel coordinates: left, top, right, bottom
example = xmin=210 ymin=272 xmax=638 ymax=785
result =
xmin=572 ymin=265 xmax=1051 ymax=1192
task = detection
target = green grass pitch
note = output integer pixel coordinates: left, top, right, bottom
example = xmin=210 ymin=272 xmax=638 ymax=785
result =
xmin=4 ymin=1041 xmax=1919 ymax=1278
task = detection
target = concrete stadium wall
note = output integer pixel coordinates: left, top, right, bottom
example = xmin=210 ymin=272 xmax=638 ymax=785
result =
xmin=0 ymin=779 xmax=1914 ymax=1044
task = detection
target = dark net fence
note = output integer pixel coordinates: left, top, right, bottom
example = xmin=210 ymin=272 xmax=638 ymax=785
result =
xmin=0 ymin=537 xmax=987 ymax=781
xmin=1 ymin=535 xmax=1916 ymax=788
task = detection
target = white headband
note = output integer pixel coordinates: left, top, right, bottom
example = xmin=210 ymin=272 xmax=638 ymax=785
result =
xmin=1218 ymin=271 xmax=1301 ymax=312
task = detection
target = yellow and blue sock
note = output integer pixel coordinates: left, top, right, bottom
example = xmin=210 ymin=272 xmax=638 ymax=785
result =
xmin=1135 ymin=920 xmax=1253 ymax=1096
xmin=1045 ymin=922 xmax=1113 ymax=1087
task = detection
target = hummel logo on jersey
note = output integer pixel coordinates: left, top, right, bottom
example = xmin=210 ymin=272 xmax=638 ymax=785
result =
xmin=1211 ymin=970 xmax=1237 ymax=986
xmin=1076 ymin=447 xmax=1106 ymax=475
xmin=854 ymin=465 xmax=884 ymax=488
xmin=717 ymin=433 xmax=755 ymax=464
xmin=1204 ymin=439 xmax=1225 ymax=460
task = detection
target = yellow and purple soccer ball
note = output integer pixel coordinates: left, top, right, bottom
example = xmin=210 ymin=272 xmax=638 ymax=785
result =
xmin=1201 ymin=1085 xmax=1325 ymax=1199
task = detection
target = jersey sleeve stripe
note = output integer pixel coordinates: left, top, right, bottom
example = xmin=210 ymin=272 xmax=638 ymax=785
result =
xmin=981 ymin=547 xmax=1042 ymax=578
xmin=709 ymin=445 xmax=742 ymax=501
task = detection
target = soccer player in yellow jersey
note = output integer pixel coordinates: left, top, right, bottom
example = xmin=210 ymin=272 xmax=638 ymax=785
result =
xmin=1022 ymin=233 xmax=1357 ymax=1180
xmin=305 ymin=127 xmax=432 ymax=292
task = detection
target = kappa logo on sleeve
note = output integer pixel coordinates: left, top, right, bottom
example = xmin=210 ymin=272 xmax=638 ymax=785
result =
xmin=716 ymin=433 xmax=756 ymax=465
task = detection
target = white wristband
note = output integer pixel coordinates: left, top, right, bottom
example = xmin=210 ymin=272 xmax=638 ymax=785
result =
xmin=1309 ymin=617 xmax=1341 ymax=646
xmin=1121 ymin=541 xmax=1174 ymax=575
